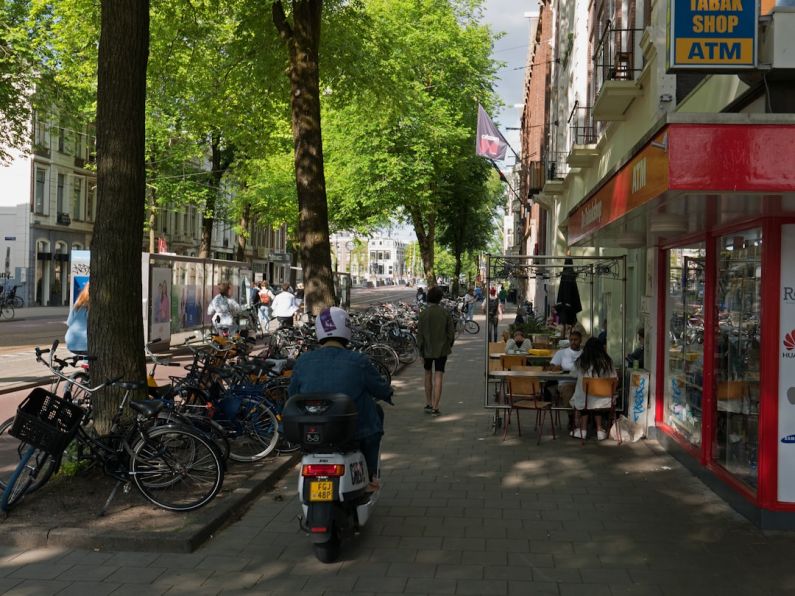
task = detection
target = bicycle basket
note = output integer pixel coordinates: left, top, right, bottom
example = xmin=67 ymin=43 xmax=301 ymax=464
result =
xmin=10 ymin=388 xmax=84 ymax=455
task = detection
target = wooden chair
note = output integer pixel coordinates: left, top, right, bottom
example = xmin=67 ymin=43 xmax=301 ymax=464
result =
xmin=488 ymin=342 xmax=507 ymax=354
xmin=504 ymin=369 xmax=555 ymax=444
xmin=576 ymin=377 xmax=619 ymax=445
xmin=501 ymin=354 xmax=528 ymax=371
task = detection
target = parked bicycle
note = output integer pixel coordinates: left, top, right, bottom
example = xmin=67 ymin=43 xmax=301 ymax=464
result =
xmin=1 ymin=342 xmax=225 ymax=514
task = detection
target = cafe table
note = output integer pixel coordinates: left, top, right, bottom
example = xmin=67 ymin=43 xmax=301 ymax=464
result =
xmin=486 ymin=369 xmax=576 ymax=436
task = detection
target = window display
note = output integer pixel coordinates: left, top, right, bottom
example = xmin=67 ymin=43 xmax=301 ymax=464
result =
xmin=665 ymin=246 xmax=706 ymax=447
xmin=714 ymin=229 xmax=761 ymax=490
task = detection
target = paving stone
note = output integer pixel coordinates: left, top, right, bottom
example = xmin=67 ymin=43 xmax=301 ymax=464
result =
xmin=104 ymin=566 xmax=167 ymax=584
xmin=507 ymin=580 xmax=560 ymax=595
xmin=455 ymin=578 xmax=507 ymax=595
xmin=353 ymin=576 xmax=407 ymax=592
xmin=56 ymin=565 xmax=119 ymax=582
xmin=4 ymin=579 xmax=72 ymax=595
xmin=7 ymin=564 xmax=75 ymax=581
xmin=404 ymin=577 xmax=458 ymax=594
xmin=58 ymin=581 xmax=121 ymax=596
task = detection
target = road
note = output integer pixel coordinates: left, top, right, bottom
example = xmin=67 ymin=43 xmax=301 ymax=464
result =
xmin=0 ymin=286 xmax=417 ymax=401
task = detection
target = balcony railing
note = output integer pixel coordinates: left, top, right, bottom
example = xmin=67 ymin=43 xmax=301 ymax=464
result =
xmin=593 ymin=22 xmax=643 ymax=89
xmin=544 ymin=151 xmax=570 ymax=181
xmin=56 ymin=213 xmax=71 ymax=226
xmin=568 ymin=105 xmax=596 ymax=146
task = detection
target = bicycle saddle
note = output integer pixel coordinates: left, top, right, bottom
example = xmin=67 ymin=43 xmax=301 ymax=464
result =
xmin=129 ymin=400 xmax=165 ymax=418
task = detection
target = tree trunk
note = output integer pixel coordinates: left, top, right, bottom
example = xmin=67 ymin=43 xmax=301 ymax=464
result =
xmin=199 ymin=132 xmax=231 ymax=259
xmin=235 ymin=201 xmax=251 ymax=262
xmin=90 ymin=0 xmax=149 ymax=434
xmin=408 ymin=205 xmax=435 ymax=285
xmin=273 ymin=0 xmax=335 ymax=314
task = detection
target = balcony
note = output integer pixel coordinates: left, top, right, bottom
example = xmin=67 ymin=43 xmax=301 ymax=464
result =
xmin=56 ymin=213 xmax=71 ymax=226
xmin=33 ymin=144 xmax=50 ymax=159
xmin=541 ymin=152 xmax=569 ymax=196
xmin=567 ymin=105 xmax=600 ymax=168
xmin=74 ymin=156 xmax=86 ymax=169
xmin=592 ymin=23 xmax=644 ymax=121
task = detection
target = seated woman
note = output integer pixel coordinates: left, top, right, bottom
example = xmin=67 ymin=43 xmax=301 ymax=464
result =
xmin=570 ymin=337 xmax=617 ymax=441
xmin=505 ymin=330 xmax=532 ymax=354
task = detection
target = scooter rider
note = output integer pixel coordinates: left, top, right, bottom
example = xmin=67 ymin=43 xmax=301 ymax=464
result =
xmin=288 ymin=306 xmax=393 ymax=491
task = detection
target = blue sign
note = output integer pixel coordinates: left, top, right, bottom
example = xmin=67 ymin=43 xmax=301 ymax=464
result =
xmin=669 ymin=0 xmax=757 ymax=70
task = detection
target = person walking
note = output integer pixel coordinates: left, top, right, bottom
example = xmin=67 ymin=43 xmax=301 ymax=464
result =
xmin=257 ymin=280 xmax=275 ymax=335
xmin=416 ymin=286 xmax=455 ymax=417
xmin=484 ymin=288 xmax=503 ymax=342
xmin=207 ymin=281 xmax=241 ymax=335
xmin=463 ymin=287 xmax=476 ymax=321
xmin=65 ymin=282 xmax=90 ymax=353
xmin=270 ymin=282 xmax=298 ymax=328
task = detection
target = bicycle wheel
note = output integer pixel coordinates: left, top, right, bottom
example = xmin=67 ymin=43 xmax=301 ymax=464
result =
xmin=12 ymin=296 xmax=23 ymax=309
xmin=262 ymin=383 xmax=301 ymax=454
xmin=464 ymin=320 xmax=480 ymax=334
xmin=369 ymin=357 xmax=392 ymax=386
xmin=0 ymin=304 xmax=14 ymax=320
xmin=0 ymin=417 xmax=58 ymax=493
xmin=364 ymin=343 xmax=400 ymax=376
xmin=154 ymin=409 xmax=230 ymax=462
xmin=1 ymin=446 xmax=36 ymax=511
xmin=226 ymin=398 xmax=279 ymax=462
xmin=131 ymin=426 xmax=223 ymax=512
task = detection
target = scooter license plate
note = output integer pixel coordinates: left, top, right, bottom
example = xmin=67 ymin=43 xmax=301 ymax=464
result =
xmin=309 ymin=481 xmax=334 ymax=502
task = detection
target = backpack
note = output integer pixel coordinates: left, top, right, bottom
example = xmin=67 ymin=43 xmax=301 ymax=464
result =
xmin=488 ymin=299 xmax=498 ymax=319
xmin=250 ymin=287 xmax=261 ymax=306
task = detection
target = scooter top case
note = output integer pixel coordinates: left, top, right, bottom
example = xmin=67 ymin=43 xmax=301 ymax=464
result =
xmin=282 ymin=393 xmax=358 ymax=451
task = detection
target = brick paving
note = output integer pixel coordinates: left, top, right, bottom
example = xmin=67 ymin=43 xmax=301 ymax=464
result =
xmin=0 ymin=314 xmax=794 ymax=595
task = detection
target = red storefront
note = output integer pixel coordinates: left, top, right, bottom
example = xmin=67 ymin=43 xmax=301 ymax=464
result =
xmin=567 ymin=118 xmax=795 ymax=527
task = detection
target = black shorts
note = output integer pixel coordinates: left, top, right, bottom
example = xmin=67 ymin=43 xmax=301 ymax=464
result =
xmin=423 ymin=356 xmax=447 ymax=372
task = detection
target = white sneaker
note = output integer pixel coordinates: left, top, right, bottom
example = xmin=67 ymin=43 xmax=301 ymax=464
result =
xmin=596 ymin=429 xmax=608 ymax=441
xmin=569 ymin=429 xmax=587 ymax=439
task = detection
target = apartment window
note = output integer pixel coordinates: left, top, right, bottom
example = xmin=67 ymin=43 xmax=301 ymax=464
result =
xmin=72 ymin=177 xmax=83 ymax=221
xmin=57 ymin=173 xmax=65 ymax=213
xmin=34 ymin=168 xmax=47 ymax=214
xmin=34 ymin=115 xmax=49 ymax=149
xmin=384 ymin=251 xmax=391 ymax=260
xmin=74 ymin=133 xmax=84 ymax=160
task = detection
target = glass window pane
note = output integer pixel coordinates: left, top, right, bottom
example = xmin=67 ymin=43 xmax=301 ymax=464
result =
xmin=714 ymin=229 xmax=761 ymax=489
xmin=665 ymin=245 xmax=706 ymax=447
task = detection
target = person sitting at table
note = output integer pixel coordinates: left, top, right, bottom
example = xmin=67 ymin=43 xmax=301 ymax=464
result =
xmin=505 ymin=330 xmax=532 ymax=354
xmin=547 ymin=330 xmax=583 ymax=425
xmin=569 ymin=337 xmax=617 ymax=440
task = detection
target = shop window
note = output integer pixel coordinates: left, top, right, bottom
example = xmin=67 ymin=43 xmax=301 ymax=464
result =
xmin=665 ymin=245 xmax=706 ymax=447
xmin=714 ymin=229 xmax=761 ymax=489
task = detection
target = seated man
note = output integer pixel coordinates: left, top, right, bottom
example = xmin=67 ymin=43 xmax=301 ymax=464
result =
xmin=547 ymin=330 xmax=584 ymax=423
xmin=288 ymin=307 xmax=393 ymax=491
xmin=505 ymin=330 xmax=532 ymax=354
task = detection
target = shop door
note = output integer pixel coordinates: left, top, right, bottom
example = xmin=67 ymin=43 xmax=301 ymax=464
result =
xmin=713 ymin=229 xmax=762 ymax=490
xmin=664 ymin=246 xmax=706 ymax=448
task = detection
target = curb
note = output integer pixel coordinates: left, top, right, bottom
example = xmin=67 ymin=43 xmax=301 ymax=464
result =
xmin=1 ymin=452 xmax=300 ymax=553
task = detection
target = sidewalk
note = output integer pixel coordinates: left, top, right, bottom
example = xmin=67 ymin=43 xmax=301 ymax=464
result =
xmin=0 ymin=315 xmax=793 ymax=594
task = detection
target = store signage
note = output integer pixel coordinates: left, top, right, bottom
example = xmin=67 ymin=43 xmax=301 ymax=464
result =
xmin=568 ymin=131 xmax=670 ymax=245
xmin=668 ymin=0 xmax=757 ymax=71
xmin=779 ymin=225 xmax=795 ymax=502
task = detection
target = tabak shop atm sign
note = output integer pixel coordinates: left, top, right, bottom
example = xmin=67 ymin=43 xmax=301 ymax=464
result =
xmin=780 ymin=225 xmax=795 ymax=502
xmin=668 ymin=0 xmax=757 ymax=71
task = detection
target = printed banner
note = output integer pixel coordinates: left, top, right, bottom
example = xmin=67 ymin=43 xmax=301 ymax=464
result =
xmin=150 ymin=267 xmax=172 ymax=344
xmin=476 ymin=104 xmax=509 ymax=161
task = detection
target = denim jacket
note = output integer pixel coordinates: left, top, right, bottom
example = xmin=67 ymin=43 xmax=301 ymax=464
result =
xmin=288 ymin=346 xmax=392 ymax=439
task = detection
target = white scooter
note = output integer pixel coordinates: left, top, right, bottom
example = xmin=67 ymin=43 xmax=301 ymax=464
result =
xmin=283 ymin=393 xmax=383 ymax=563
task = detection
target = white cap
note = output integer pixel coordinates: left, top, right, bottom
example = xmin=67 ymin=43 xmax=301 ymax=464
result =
xmin=315 ymin=307 xmax=352 ymax=342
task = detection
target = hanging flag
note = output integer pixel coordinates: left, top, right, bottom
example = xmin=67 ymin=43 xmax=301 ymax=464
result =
xmin=476 ymin=104 xmax=509 ymax=161
xmin=157 ymin=236 xmax=168 ymax=253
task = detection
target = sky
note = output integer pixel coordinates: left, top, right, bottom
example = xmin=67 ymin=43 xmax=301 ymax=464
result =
xmin=484 ymin=0 xmax=538 ymax=162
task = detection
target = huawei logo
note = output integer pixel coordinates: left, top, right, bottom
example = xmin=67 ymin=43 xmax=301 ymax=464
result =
xmin=786 ymin=330 xmax=795 ymax=351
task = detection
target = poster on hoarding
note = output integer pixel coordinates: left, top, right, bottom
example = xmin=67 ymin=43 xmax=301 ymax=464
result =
xmin=69 ymin=250 xmax=91 ymax=305
xmin=779 ymin=224 xmax=795 ymax=502
xmin=150 ymin=267 xmax=172 ymax=344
